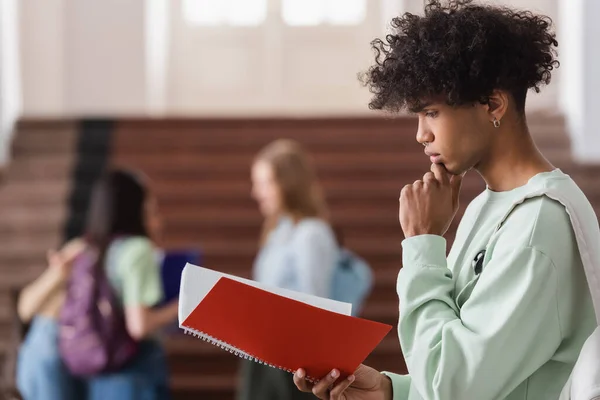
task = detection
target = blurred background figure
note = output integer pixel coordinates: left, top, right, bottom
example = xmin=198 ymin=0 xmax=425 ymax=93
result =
xmin=15 ymin=240 xmax=86 ymax=400
xmin=239 ymin=139 xmax=338 ymax=399
xmin=15 ymin=168 xmax=178 ymax=400
xmin=251 ymin=139 xmax=336 ymax=296
xmin=0 ymin=1 xmax=598 ymax=399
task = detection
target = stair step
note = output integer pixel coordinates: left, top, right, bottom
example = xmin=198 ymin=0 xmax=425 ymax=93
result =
xmin=5 ymin=155 xmax=75 ymax=181
xmin=12 ymin=123 xmax=77 ymax=155
xmin=0 ymin=179 xmax=71 ymax=207
xmin=0 ymin=208 xmax=66 ymax=234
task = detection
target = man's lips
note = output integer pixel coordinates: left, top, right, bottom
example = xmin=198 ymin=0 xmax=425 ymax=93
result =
xmin=425 ymin=150 xmax=441 ymax=163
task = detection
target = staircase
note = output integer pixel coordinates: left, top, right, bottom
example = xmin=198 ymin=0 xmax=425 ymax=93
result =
xmin=1 ymin=114 xmax=599 ymax=399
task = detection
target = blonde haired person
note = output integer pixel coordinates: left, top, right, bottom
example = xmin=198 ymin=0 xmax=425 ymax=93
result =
xmin=237 ymin=139 xmax=339 ymax=400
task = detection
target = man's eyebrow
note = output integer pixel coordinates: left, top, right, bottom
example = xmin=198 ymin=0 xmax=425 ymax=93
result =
xmin=408 ymin=102 xmax=432 ymax=114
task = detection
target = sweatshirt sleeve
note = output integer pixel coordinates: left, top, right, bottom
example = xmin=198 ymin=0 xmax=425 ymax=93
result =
xmin=397 ymin=234 xmax=561 ymax=400
xmin=381 ymin=372 xmax=412 ymax=399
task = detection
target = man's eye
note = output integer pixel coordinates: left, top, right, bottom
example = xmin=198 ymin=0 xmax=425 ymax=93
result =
xmin=425 ymin=111 xmax=438 ymax=118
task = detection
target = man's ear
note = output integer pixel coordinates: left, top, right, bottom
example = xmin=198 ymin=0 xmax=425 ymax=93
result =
xmin=486 ymin=90 xmax=509 ymax=124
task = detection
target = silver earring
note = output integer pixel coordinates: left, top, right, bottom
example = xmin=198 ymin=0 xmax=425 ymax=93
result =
xmin=493 ymin=118 xmax=501 ymax=128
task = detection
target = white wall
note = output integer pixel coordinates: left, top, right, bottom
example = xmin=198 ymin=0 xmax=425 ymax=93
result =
xmin=19 ymin=0 xmax=65 ymax=117
xmin=0 ymin=0 xmax=21 ymax=165
xmin=20 ymin=0 xmax=146 ymax=117
xmin=64 ymin=0 xmax=146 ymax=115
xmin=146 ymin=0 xmax=170 ymax=114
xmin=18 ymin=0 xmax=561 ymax=118
xmin=560 ymin=0 xmax=600 ymax=162
xmin=165 ymin=0 xmax=380 ymax=116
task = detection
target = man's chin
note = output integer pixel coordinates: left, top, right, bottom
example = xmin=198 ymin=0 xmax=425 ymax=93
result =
xmin=442 ymin=163 xmax=468 ymax=176
xmin=438 ymin=163 xmax=454 ymax=174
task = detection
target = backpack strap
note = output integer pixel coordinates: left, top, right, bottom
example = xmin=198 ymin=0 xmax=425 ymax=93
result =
xmin=487 ymin=188 xmax=600 ymax=325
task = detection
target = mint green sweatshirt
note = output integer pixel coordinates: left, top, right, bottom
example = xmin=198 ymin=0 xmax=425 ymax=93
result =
xmin=384 ymin=170 xmax=596 ymax=399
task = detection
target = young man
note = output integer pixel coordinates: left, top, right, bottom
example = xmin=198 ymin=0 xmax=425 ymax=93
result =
xmin=294 ymin=1 xmax=598 ymax=399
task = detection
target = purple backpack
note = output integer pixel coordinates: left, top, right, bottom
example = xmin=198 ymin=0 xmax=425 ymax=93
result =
xmin=58 ymin=245 xmax=138 ymax=376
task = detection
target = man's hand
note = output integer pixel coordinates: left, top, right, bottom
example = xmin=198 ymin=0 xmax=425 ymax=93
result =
xmin=293 ymin=365 xmax=393 ymax=400
xmin=399 ymin=164 xmax=464 ymax=238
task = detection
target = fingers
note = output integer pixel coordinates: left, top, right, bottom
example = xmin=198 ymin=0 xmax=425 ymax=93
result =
xmin=329 ymin=375 xmax=356 ymax=399
xmin=422 ymin=171 xmax=436 ymax=186
xmin=403 ymin=168 xmax=444 ymax=197
xmin=401 ymin=171 xmax=441 ymax=201
xmin=47 ymin=249 xmax=61 ymax=265
xmin=400 ymin=181 xmax=420 ymax=201
xmin=400 ymin=183 xmax=412 ymax=199
xmin=61 ymin=243 xmax=83 ymax=263
xmin=430 ymin=163 xmax=450 ymax=185
xmin=294 ymin=369 xmax=356 ymax=400
xmin=311 ymin=369 xmax=340 ymax=398
xmin=413 ymin=179 xmax=423 ymax=189
xmin=293 ymin=369 xmax=313 ymax=393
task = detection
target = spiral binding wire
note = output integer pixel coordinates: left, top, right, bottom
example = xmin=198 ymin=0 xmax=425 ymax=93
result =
xmin=181 ymin=325 xmax=319 ymax=382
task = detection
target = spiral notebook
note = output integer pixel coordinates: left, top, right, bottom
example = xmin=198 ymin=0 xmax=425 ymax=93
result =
xmin=178 ymin=263 xmax=392 ymax=382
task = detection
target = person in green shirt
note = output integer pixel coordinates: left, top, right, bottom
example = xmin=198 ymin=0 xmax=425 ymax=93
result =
xmin=293 ymin=0 xmax=597 ymax=399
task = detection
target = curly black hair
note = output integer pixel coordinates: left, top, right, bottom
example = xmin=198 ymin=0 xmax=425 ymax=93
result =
xmin=361 ymin=0 xmax=559 ymax=114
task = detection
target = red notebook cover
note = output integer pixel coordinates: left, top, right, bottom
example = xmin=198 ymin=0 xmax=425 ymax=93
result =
xmin=181 ymin=277 xmax=392 ymax=381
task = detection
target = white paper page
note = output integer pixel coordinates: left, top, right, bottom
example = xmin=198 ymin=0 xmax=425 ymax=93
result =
xmin=179 ymin=263 xmax=352 ymax=324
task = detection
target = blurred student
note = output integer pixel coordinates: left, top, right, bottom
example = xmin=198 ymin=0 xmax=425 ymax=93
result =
xmin=237 ymin=139 xmax=338 ymax=400
xmin=16 ymin=168 xmax=179 ymax=400
xmin=16 ymin=240 xmax=86 ymax=400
